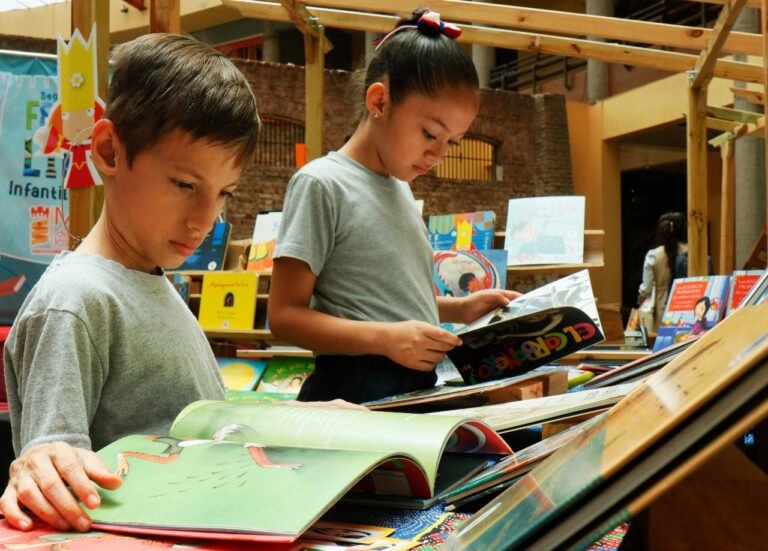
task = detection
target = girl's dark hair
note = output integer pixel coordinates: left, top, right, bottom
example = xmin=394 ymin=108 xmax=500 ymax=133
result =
xmin=359 ymin=8 xmax=478 ymax=111
xmin=695 ymin=296 xmax=711 ymax=310
xmin=657 ymin=211 xmax=687 ymax=277
xmin=106 ymin=33 xmax=261 ymax=168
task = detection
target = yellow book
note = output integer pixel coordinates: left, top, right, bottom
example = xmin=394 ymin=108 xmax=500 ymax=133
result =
xmin=198 ymin=272 xmax=257 ymax=330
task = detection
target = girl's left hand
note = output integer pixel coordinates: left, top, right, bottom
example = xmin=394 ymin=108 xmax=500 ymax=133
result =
xmin=460 ymin=289 xmax=521 ymax=324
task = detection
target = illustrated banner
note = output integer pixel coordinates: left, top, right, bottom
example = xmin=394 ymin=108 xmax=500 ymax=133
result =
xmin=0 ymin=59 xmax=66 ymax=325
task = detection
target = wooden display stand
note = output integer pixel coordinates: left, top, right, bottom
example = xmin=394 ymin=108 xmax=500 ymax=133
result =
xmin=493 ymin=229 xmax=605 ymax=277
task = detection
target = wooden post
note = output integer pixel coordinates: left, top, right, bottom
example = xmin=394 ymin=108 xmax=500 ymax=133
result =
xmin=304 ymin=28 xmax=325 ymax=161
xmin=68 ymin=0 xmax=109 ymax=249
xmin=687 ymin=83 xmax=709 ymax=277
xmin=719 ymin=139 xmax=735 ymax=274
xmin=151 ymin=0 xmax=181 ymax=33
xmin=762 ymin=0 xmax=768 ymax=263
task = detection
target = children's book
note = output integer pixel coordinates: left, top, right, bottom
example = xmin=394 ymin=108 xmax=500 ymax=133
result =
xmin=447 ymin=269 xmax=604 ymax=384
xmin=652 ymin=275 xmax=730 ymax=352
xmin=247 ymin=211 xmax=282 ymax=272
xmin=255 ymin=356 xmax=315 ymax=394
xmin=216 ymin=357 xmax=268 ymax=391
xmin=197 ymin=272 xmax=258 ymax=331
xmin=168 ymin=273 xmax=191 ymax=305
xmin=427 ymin=211 xmax=496 ymax=251
xmin=431 ymin=382 xmax=638 ymax=433
xmin=503 ymin=196 xmax=585 ymax=266
xmin=725 ymin=269 xmax=763 ymax=316
xmin=444 ymin=303 xmax=768 ymax=551
xmin=362 ymin=368 xmax=568 ymax=413
xmin=177 ymin=220 xmax=231 ymax=271
xmin=86 ymin=401 xmax=512 ymax=542
xmin=433 ymin=249 xmax=508 ymax=297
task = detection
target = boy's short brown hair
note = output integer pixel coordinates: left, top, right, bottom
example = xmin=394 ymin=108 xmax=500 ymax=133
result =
xmin=105 ymin=33 xmax=260 ymax=168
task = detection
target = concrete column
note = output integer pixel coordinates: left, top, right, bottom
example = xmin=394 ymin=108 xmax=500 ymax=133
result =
xmin=262 ymin=22 xmax=279 ymax=62
xmin=732 ymin=8 xmax=765 ymax=267
xmin=586 ymin=0 xmax=612 ymax=103
xmin=472 ymin=43 xmax=495 ymax=89
xmin=365 ymin=31 xmax=376 ymax=61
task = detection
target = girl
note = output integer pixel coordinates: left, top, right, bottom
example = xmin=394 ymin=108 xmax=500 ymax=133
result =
xmin=269 ymin=9 xmax=518 ymax=403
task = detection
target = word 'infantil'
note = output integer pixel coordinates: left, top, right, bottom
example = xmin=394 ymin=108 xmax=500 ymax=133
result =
xmin=7 ymin=180 xmax=68 ymax=200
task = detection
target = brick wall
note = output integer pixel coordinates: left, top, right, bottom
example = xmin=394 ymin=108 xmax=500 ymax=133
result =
xmin=232 ymin=59 xmax=573 ymax=242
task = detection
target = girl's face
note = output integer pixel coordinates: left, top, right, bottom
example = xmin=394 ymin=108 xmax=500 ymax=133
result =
xmin=373 ymin=86 xmax=479 ymax=182
xmin=694 ymin=301 xmax=707 ymax=319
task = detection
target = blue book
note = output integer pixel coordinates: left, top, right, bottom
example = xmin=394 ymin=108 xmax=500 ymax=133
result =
xmin=433 ymin=249 xmax=508 ymax=297
xmin=428 ymin=211 xmax=496 ymax=251
xmin=177 ymin=221 xmax=231 ymax=271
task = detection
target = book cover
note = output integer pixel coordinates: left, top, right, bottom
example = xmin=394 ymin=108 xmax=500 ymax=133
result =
xmin=444 ymin=303 xmax=768 ymax=551
xmin=433 ymin=249 xmax=508 ymax=297
xmin=167 ymin=273 xmax=191 ymax=305
xmin=216 ymin=357 xmax=268 ymax=391
xmin=447 ymin=270 xmax=604 ymax=384
xmin=652 ymin=275 xmax=730 ymax=352
xmin=247 ymin=211 xmax=282 ymax=272
xmin=427 ymin=211 xmax=496 ymax=251
xmin=86 ymin=401 xmax=512 ymax=542
xmin=255 ymin=356 xmax=315 ymax=394
xmin=503 ymin=196 xmax=585 ymax=266
xmin=198 ymin=272 xmax=257 ymax=331
xmin=725 ymin=269 xmax=763 ymax=316
xmin=177 ymin=221 xmax=231 ymax=271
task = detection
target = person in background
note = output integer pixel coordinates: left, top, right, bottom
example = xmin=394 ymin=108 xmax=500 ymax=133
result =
xmin=268 ymin=9 xmax=518 ymax=404
xmin=637 ymin=211 xmax=688 ymax=332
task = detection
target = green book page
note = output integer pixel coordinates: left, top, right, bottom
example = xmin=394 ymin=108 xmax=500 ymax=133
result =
xmin=445 ymin=304 xmax=768 ymax=550
xmin=169 ymin=401 xmax=510 ymax=495
xmin=91 ymin=434 xmax=400 ymax=539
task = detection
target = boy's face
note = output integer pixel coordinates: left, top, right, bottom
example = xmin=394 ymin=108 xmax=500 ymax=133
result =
xmin=105 ymin=128 xmax=241 ymax=272
xmin=374 ymin=86 xmax=478 ymax=182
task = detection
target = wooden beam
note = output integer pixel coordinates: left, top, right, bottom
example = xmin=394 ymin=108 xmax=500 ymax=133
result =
xmin=763 ymin=0 xmax=768 ymax=267
xmin=691 ymin=0 xmax=748 ymax=90
xmin=742 ymin=115 xmax=766 ymax=137
xmin=69 ymin=0 xmax=108 ymax=249
xmin=731 ymin=87 xmax=764 ymax=104
xmin=687 ymin=84 xmax=709 ymax=277
xmin=695 ymin=0 xmax=760 ymax=8
xmin=304 ymin=26 xmax=325 ymax=160
xmin=150 ymin=0 xmax=180 ymax=33
xmin=280 ymin=0 xmax=332 ymax=53
xmin=225 ymin=1 xmax=764 ymax=83
xmin=719 ymin=139 xmax=736 ymax=274
xmin=707 ymin=104 xmax=763 ymax=123
xmin=706 ymin=117 xmax=742 ymax=132
xmin=302 ymin=0 xmax=763 ymax=56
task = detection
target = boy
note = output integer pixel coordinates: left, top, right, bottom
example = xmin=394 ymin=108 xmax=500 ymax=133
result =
xmin=0 ymin=33 xmax=261 ymax=533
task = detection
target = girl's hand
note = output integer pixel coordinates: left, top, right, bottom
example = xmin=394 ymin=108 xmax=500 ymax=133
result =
xmin=0 ymin=441 xmax=122 ymax=532
xmin=460 ymin=289 xmax=520 ymax=324
xmin=382 ymin=321 xmax=462 ymax=372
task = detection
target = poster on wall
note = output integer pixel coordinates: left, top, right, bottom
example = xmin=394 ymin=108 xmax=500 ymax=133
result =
xmin=0 ymin=55 xmax=65 ymax=325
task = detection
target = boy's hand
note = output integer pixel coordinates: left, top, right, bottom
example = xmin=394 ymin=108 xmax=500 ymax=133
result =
xmin=0 ymin=441 xmax=122 ymax=532
xmin=383 ymin=321 xmax=462 ymax=372
xmin=460 ymin=289 xmax=520 ymax=324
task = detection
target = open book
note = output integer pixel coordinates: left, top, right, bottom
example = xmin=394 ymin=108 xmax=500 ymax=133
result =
xmin=445 ymin=303 xmax=768 ymax=550
xmin=87 ymin=401 xmax=511 ymax=543
xmin=448 ymin=270 xmax=605 ymax=384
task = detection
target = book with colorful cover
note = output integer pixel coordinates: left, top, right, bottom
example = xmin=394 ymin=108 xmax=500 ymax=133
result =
xmin=247 ymin=211 xmax=282 ymax=272
xmin=197 ymin=272 xmax=257 ymax=331
xmin=427 ymin=211 xmax=496 ymax=251
xmin=503 ymin=196 xmax=585 ymax=266
xmin=652 ymin=275 xmax=730 ymax=352
xmin=447 ymin=270 xmax=604 ymax=384
xmin=255 ymin=356 xmax=315 ymax=394
xmin=444 ymin=303 xmax=768 ymax=551
xmin=725 ymin=269 xmax=763 ymax=316
xmin=86 ymin=401 xmax=512 ymax=542
xmin=177 ymin=220 xmax=231 ymax=271
xmin=216 ymin=357 xmax=268 ymax=391
xmin=433 ymin=249 xmax=508 ymax=297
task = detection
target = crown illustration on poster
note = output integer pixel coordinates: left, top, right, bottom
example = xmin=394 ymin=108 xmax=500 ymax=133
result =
xmin=57 ymin=25 xmax=97 ymax=112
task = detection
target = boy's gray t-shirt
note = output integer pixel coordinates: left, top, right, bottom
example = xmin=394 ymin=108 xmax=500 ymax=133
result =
xmin=275 ymin=151 xmax=439 ymax=326
xmin=4 ymin=251 xmax=225 ymax=455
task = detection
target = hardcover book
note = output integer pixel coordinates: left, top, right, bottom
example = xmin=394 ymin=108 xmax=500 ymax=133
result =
xmin=725 ymin=269 xmax=763 ymax=316
xmin=215 ymin=357 xmax=268 ymax=391
xmin=652 ymin=275 xmax=730 ymax=352
xmin=503 ymin=196 xmax=585 ymax=266
xmin=427 ymin=211 xmax=496 ymax=251
xmin=444 ymin=303 xmax=768 ymax=551
xmin=246 ymin=211 xmax=282 ymax=272
xmin=176 ymin=220 xmax=231 ymax=271
xmin=447 ymin=270 xmax=604 ymax=384
xmin=197 ymin=272 xmax=257 ymax=331
xmin=254 ymin=356 xmax=315 ymax=394
xmin=433 ymin=249 xmax=508 ymax=297
xmin=86 ymin=401 xmax=512 ymax=543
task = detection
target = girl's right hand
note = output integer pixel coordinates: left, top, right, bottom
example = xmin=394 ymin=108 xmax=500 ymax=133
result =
xmin=383 ymin=321 xmax=462 ymax=372
xmin=0 ymin=441 xmax=122 ymax=532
